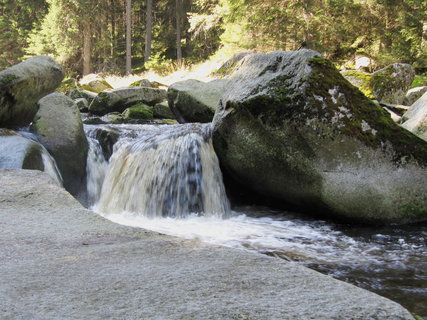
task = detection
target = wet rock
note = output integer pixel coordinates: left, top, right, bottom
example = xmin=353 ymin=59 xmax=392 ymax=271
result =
xmin=0 ymin=169 xmax=416 ymax=320
xmin=0 ymin=56 xmax=64 ymax=127
xmin=213 ymin=50 xmax=427 ymax=224
xmin=89 ymin=87 xmax=167 ymax=115
xmin=168 ymin=79 xmax=226 ymax=123
xmin=75 ymin=98 xmax=89 ymax=112
xmin=31 ymin=92 xmax=88 ymax=197
xmin=122 ymin=104 xmax=154 ymax=122
xmin=67 ymin=89 xmax=97 ymax=104
xmin=0 ymin=131 xmax=44 ymax=171
xmin=153 ymin=101 xmax=175 ymax=119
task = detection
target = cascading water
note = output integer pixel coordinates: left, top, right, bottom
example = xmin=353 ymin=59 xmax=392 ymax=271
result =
xmin=87 ymin=123 xmax=230 ymax=218
xmin=84 ymin=123 xmax=426 ymax=318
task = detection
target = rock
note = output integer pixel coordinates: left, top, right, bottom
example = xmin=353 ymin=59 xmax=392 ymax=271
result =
xmin=122 ymin=104 xmax=154 ymax=122
xmin=56 ymin=78 xmax=78 ymax=93
xmin=0 ymin=55 xmax=64 ymax=127
xmin=75 ymin=98 xmax=89 ymax=112
xmin=355 ymin=56 xmax=373 ymax=70
xmin=212 ymin=50 xmax=427 ymax=224
xmin=89 ymin=126 xmax=120 ymax=160
xmin=80 ymin=75 xmax=113 ymax=93
xmin=214 ymin=52 xmax=255 ymax=78
xmin=0 ymin=169 xmax=415 ymax=320
xmin=404 ymin=86 xmax=427 ymax=106
xmin=0 ymin=131 xmax=44 ymax=171
xmin=168 ymin=79 xmax=227 ymax=123
xmin=130 ymin=79 xmax=153 ymax=88
xmin=401 ymin=91 xmax=427 ymax=141
xmin=342 ymin=63 xmax=415 ymax=104
xmin=67 ymin=89 xmax=97 ymax=104
xmin=153 ymin=101 xmax=175 ymax=119
xmin=83 ymin=116 xmax=107 ymax=125
xmin=31 ymin=92 xmax=88 ymax=197
xmin=103 ymin=112 xmax=124 ymax=124
xmin=89 ymin=87 xmax=167 ymax=115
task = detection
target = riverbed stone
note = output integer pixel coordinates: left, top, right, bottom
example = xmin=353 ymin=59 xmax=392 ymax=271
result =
xmin=122 ymin=103 xmax=154 ymax=122
xmin=0 ymin=132 xmax=44 ymax=171
xmin=0 ymin=169 xmax=415 ymax=320
xmin=81 ymin=79 xmax=112 ymax=93
xmin=0 ymin=55 xmax=64 ymax=127
xmin=168 ymin=79 xmax=227 ymax=123
xmin=342 ymin=63 xmax=415 ymax=104
xmin=31 ymin=92 xmax=88 ymax=197
xmin=153 ymin=101 xmax=175 ymax=119
xmin=213 ymin=50 xmax=427 ymax=224
xmin=89 ymin=87 xmax=167 ymax=115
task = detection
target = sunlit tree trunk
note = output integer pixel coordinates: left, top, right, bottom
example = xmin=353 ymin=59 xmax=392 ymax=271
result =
xmin=125 ymin=0 xmax=132 ymax=74
xmin=83 ymin=22 xmax=92 ymax=75
xmin=175 ymin=0 xmax=182 ymax=66
xmin=144 ymin=0 xmax=153 ymax=63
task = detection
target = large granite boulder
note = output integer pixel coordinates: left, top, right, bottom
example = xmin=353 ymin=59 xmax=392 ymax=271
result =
xmin=213 ymin=50 xmax=427 ymax=224
xmin=168 ymin=79 xmax=227 ymax=123
xmin=31 ymin=93 xmax=88 ymax=196
xmin=89 ymin=87 xmax=167 ymax=115
xmin=342 ymin=63 xmax=415 ymax=104
xmin=401 ymin=91 xmax=427 ymax=141
xmin=0 ymin=56 xmax=64 ymax=127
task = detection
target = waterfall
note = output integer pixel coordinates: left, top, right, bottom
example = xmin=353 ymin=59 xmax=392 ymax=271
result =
xmin=86 ymin=137 xmax=108 ymax=206
xmin=88 ymin=123 xmax=230 ymax=218
xmin=40 ymin=147 xmax=63 ymax=186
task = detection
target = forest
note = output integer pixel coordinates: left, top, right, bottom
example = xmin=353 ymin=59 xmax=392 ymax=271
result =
xmin=1 ymin=0 xmax=426 ymax=76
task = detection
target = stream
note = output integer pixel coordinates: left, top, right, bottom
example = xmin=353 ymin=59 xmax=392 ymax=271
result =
xmin=85 ymin=123 xmax=427 ymax=318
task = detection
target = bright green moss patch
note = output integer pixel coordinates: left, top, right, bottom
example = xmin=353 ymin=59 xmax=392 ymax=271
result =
xmin=342 ymin=70 xmax=375 ymax=99
xmin=122 ymin=104 xmax=153 ymax=120
xmin=410 ymin=74 xmax=427 ymax=89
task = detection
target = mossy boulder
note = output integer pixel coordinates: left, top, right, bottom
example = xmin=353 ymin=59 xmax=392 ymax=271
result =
xmin=130 ymin=79 xmax=153 ymax=88
xmin=153 ymin=101 xmax=175 ymax=119
xmin=80 ymin=79 xmax=112 ymax=93
xmin=103 ymin=112 xmax=124 ymax=124
xmin=0 ymin=56 xmax=64 ymax=127
xmin=89 ymin=87 xmax=167 ymax=115
xmin=214 ymin=52 xmax=255 ymax=78
xmin=31 ymin=93 xmax=88 ymax=197
xmin=0 ymin=131 xmax=44 ymax=171
xmin=401 ymin=91 xmax=427 ymax=141
xmin=168 ymin=79 xmax=227 ymax=123
xmin=212 ymin=50 xmax=427 ymax=224
xmin=122 ymin=104 xmax=154 ymax=122
xmin=67 ymin=89 xmax=97 ymax=104
xmin=342 ymin=63 xmax=415 ymax=104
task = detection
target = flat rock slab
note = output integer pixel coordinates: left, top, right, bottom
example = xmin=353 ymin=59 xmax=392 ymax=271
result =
xmin=0 ymin=170 xmax=414 ymax=320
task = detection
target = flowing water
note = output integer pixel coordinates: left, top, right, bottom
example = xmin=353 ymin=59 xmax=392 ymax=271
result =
xmin=85 ymin=123 xmax=427 ymax=318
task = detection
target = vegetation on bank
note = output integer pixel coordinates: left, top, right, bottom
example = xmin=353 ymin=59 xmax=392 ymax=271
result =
xmin=0 ymin=0 xmax=426 ymax=77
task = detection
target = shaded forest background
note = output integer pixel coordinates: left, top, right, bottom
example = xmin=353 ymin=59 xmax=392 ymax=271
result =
xmin=1 ymin=0 xmax=426 ymax=76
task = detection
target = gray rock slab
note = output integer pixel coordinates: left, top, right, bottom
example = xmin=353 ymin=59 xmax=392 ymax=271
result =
xmin=0 ymin=170 xmax=414 ymax=320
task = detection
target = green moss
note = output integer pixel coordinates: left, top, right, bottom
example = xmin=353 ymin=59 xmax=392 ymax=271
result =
xmin=307 ymin=57 xmax=427 ymax=166
xmin=410 ymin=75 xmax=427 ymax=89
xmin=342 ymin=70 xmax=375 ymax=99
xmin=122 ymin=104 xmax=153 ymax=120
xmin=0 ymin=74 xmax=18 ymax=87
xmin=401 ymin=204 xmax=427 ymax=219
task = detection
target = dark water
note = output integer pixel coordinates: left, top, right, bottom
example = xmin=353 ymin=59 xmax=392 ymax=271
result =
xmin=242 ymin=207 xmax=427 ymax=319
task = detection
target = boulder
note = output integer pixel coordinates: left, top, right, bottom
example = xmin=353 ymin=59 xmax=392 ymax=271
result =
xmin=89 ymin=87 xmax=167 ymax=115
xmin=401 ymin=91 xmax=427 ymax=141
xmin=103 ymin=112 xmax=124 ymax=124
xmin=0 ymin=130 xmax=44 ymax=171
xmin=153 ymin=101 xmax=175 ymax=119
xmin=0 ymin=130 xmax=62 ymax=185
xmin=168 ymin=79 xmax=227 ymax=123
xmin=122 ymin=104 xmax=154 ymax=122
xmin=31 ymin=92 xmax=88 ymax=197
xmin=214 ymin=52 xmax=255 ymax=78
xmin=0 ymin=56 xmax=64 ymax=127
xmin=67 ymin=89 xmax=97 ymax=104
xmin=212 ymin=50 xmax=427 ymax=224
xmin=404 ymin=86 xmax=427 ymax=106
xmin=81 ymin=79 xmax=113 ymax=93
xmin=87 ymin=126 xmax=120 ymax=160
xmin=342 ymin=63 xmax=415 ymax=104
xmin=130 ymin=79 xmax=154 ymax=88
xmin=75 ymin=98 xmax=89 ymax=112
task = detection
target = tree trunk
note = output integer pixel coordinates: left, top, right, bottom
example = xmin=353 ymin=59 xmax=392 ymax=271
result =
xmin=83 ymin=22 xmax=92 ymax=76
xmin=175 ymin=0 xmax=182 ymax=67
xmin=110 ymin=0 xmax=116 ymax=58
xmin=144 ymin=0 xmax=153 ymax=63
xmin=125 ymin=0 xmax=132 ymax=75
